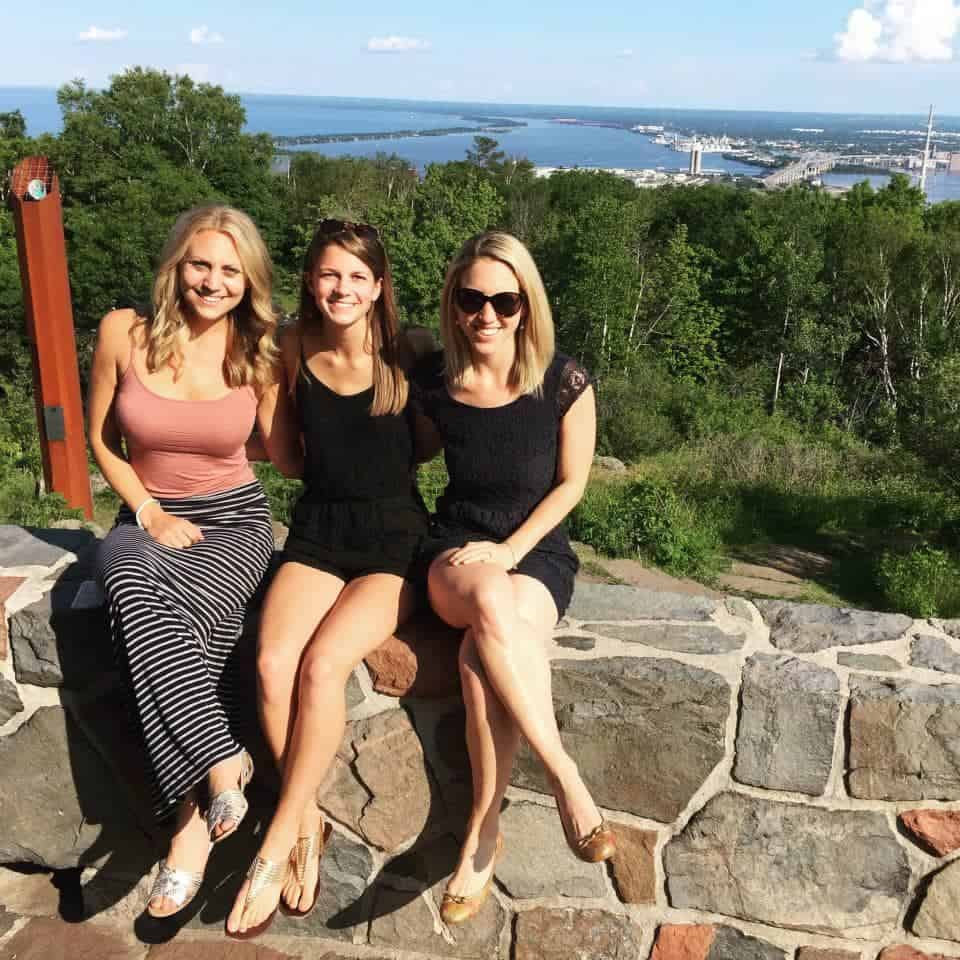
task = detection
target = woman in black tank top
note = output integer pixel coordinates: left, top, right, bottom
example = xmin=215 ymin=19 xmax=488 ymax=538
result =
xmin=226 ymin=221 xmax=427 ymax=939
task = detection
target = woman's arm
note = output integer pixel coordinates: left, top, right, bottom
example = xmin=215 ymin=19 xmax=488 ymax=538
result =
xmin=87 ymin=310 xmax=203 ymax=547
xmin=254 ymin=327 xmax=303 ymax=478
xmin=449 ymin=385 xmax=596 ymax=569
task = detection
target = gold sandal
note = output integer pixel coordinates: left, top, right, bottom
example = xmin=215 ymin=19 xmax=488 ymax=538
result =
xmin=440 ymin=833 xmax=503 ymax=925
xmin=225 ymin=853 xmax=289 ymax=941
xmin=281 ymin=819 xmax=334 ymax=919
xmin=206 ymin=749 xmax=254 ymax=844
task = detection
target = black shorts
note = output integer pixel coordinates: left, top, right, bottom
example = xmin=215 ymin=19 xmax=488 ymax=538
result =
xmin=282 ymin=496 xmax=428 ymax=583
xmin=420 ymin=523 xmax=578 ymax=620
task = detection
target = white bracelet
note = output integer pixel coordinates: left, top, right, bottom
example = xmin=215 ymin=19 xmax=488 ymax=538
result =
xmin=134 ymin=497 xmax=157 ymax=529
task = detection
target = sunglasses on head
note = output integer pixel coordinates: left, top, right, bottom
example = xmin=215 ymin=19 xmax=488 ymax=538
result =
xmin=454 ymin=287 xmax=525 ymax=317
xmin=317 ymin=218 xmax=380 ymax=239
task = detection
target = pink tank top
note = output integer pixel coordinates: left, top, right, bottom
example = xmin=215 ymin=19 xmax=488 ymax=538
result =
xmin=114 ymin=359 xmax=257 ymax=498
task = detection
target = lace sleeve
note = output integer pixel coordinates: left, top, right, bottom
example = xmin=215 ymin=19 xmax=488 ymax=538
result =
xmin=556 ymin=357 xmax=593 ymax=418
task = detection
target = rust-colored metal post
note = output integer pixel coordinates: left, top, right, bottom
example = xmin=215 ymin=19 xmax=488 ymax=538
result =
xmin=9 ymin=157 xmax=93 ymax=518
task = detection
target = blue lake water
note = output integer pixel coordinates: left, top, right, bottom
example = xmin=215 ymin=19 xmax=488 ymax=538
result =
xmin=3 ymin=87 xmax=960 ymax=202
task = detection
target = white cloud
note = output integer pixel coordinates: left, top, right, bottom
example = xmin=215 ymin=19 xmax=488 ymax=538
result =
xmin=366 ymin=36 xmax=431 ymax=53
xmin=618 ymin=48 xmax=635 ymax=58
xmin=78 ymin=26 xmax=128 ymax=41
xmin=834 ymin=0 xmax=960 ymax=62
xmin=190 ymin=26 xmax=224 ymax=45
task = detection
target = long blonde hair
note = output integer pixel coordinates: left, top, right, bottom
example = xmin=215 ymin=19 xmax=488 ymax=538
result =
xmin=440 ymin=231 xmax=554 ymax=396
xmin=147 ymin=205 xmax=278 ymax=387
xmin=297 ymin=222 xmax=408 ymax=416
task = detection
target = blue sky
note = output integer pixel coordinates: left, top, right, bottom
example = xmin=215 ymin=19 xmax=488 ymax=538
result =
xmin=2 ymin=0 xmax=960 ymax=114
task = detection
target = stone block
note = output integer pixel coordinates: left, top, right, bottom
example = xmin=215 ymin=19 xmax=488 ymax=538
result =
xmin=594 ymin=455 xmax=627 ymax=472
xmin=0 ymin=865 xmax=59 ymax=916
xmin=496 ymin=801 xmax=607 ymax=898
xmin=0 ymin=705 xmax=144 ymax=869
xmin=0 ymin=675 xmax=23 ymax=725
xmin=513 ymin=657 xmax=729 ymax=822
xmin=838 ymin=653 xmax=901 ymax=672
xmin=609 ymin=822 xmax=657 ymax=904
xmin=707 ymin=926 xmax=786 ymax=959
xmin=150 ymin=942 xmax=297 ymax=959
xmin=567 ymin=583 xmax=720 ymax=622
xmin=664 ymin=792 xmax=910 ymax=936
xmin=931 ymin=619 xmax=960 ymax=639
xmin=0 ymin=576 xmax=25 ymax=661
xmin=364 ymin=611 xmax=461 ymax=697
xmin=0 ymin=525 xmax=96 ymax=570
xmin=900 ymin=810 xmax=960 ymax=856
xmin=878 ymin=949 xmax=954 ymax=960
xmin=725 ymin=597 xmax=755 ymax=621
xmin=369 ymin=881 xmax=506 ymax=958
xmin=556 ymin=634 xmax=596 ymax=651
xmin=320 ymin=708 xmax=438 ymax=852
xmin=796 ymin=950 xmax=861 ymax=960
xmin=9 ymin=583 xmax=112 ymax=688
xmin=912 ymin=859 xmax=960 ymax=941
xmin=513 ymin=907 xmax=643 ymax=960
xmin=584 ymin=622 xmax=745 ymax=654
xmin=911 ymin=635 xmax=960 ymax=675
xmin=0 ymin=916 xmax=146 ymax=959
xmin=757 ymin=600 xmax=912 ymax=653
xmin=733 ymin=654 xmax=841 ymax=795
xmin=848 ymin=675 xmax=960 ymax=800
xmin=650 ymin=924 xmax=715 ymax=960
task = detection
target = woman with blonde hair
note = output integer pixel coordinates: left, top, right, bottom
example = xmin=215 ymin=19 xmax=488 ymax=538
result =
xmin=413 ymin=231 xmax=616 ymax=924
xmin=225 ymin=220 xmax=429 ymax=939
xmin=89 ymin=204 xmax=298 ymax=919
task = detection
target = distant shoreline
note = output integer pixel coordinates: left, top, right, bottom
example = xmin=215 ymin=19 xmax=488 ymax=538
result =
xmin=275 ymin=117 xmax=525 ymax=147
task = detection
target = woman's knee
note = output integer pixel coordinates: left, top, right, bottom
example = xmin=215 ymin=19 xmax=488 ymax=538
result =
xmin=256 ymin=643 xmax=300 ymax=702
xmin=298 ymin=647 xmax=350 ymax=704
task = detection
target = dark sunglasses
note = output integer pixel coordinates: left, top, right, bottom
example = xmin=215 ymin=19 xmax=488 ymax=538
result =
xmin=454 ymin=287 xmax=525 ymax=317
xmin=317 ymin=218 xmax=380 ymax=239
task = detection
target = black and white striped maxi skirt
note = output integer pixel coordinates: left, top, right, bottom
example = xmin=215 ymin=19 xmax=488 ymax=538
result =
xmin=99 ymin=481 xmax=274 ymax=820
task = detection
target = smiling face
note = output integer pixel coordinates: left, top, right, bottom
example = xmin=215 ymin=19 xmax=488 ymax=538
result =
xmin=178 ymin=229 xmax=247 ymax=325
xmin=454 ymin=256 xmax=525 ymax=358
xmin=307 ymin=243 xmax=382 ymax=331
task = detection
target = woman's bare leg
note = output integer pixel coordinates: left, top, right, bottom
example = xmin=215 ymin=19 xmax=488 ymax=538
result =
xmin=148 ymin=790 xmax=209 ymax=916
xmin=446 ymin=626 xmax=520 ymax=897
xmin=429 ymin=554 xmax=603 ymax=842
xmin=227 ymin=574 xmax=415 ymax=934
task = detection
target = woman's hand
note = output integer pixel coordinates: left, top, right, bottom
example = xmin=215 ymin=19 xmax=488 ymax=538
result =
xmin=448 ymin=540 xmax=516 ymax=569
xmin=140 ymin=503 xmax=204 ymax=549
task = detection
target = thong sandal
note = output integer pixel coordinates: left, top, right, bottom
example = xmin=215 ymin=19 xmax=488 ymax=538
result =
xmin=206 ymin=749 xmax=254 ymax=844
xmin=281 ymin=819 xmax=334 ymax=919
xmin=225 ymin=854 xmax=289 ymax=941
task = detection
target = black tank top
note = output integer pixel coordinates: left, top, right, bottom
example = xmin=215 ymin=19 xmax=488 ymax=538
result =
xmin=296 ymin=358 xmax=422 ymax=506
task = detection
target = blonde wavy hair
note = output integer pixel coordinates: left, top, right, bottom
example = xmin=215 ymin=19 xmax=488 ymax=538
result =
xmin=297 ymin=222 xmax=408 ymax=416
xmin=440 ymin=231 xmax=554 ymax=396
xmin=146 ymin=205 xmax=278 ymax=387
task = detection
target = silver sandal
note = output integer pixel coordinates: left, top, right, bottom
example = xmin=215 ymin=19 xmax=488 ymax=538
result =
xmin=146 ymin=858 xmax=206 ymax=917
xmin=206 ymin=749 xmax=254 ymax=843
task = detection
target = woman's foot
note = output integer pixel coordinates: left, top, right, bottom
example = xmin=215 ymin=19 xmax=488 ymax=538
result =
xmin=552 ymin=765 xmax=615 ymax=863
xmin=207 ymin=750 xmax=253 ymax=842
xmin=281 ymin=802 xmax=327 ymax=914
xmin=225 ymin=832 xmax=293 ymax=938
xmin=442 ymin=826 xmax=503 ymax=924
xmin=147 ymin=797 xmax=211 ymax=918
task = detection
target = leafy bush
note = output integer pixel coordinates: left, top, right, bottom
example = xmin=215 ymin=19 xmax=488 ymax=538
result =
xmin=417 ymin=456 xmax=448 ymax=513
xmin=877 ymin=547 xmax=960 ymax=618
xmin=571 ymin=477 xmax=723 ymax=580
xmin=252 ymin=463 xmax=302 ymax=527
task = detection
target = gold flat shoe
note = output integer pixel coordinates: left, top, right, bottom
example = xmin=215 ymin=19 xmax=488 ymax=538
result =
xmin=225 ymin=853 xmax=288 ymax=941
xmin=281 ymin=819 xmax=334 ymax=919
xmin=440 ymin=833 xmax=503 ymax=925
xmin=558 ymin=798 xmax=617 ymax=863
xmin=207 ymin=749 xmax=254 ymax=844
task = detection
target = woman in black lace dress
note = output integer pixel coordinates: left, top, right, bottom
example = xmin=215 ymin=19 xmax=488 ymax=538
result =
xmin=414 ymin=232 xmax=616 ymax=924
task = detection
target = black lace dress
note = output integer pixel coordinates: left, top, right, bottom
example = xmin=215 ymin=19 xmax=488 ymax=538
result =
xmin=281 ymin=358 xmax=429 ymax=581
xmin=412 ymin=351 xmax=592 ymax=618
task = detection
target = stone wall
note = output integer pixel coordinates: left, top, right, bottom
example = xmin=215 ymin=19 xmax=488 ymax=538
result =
xmin=3 ymin=524 xmax=960 ymax=959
